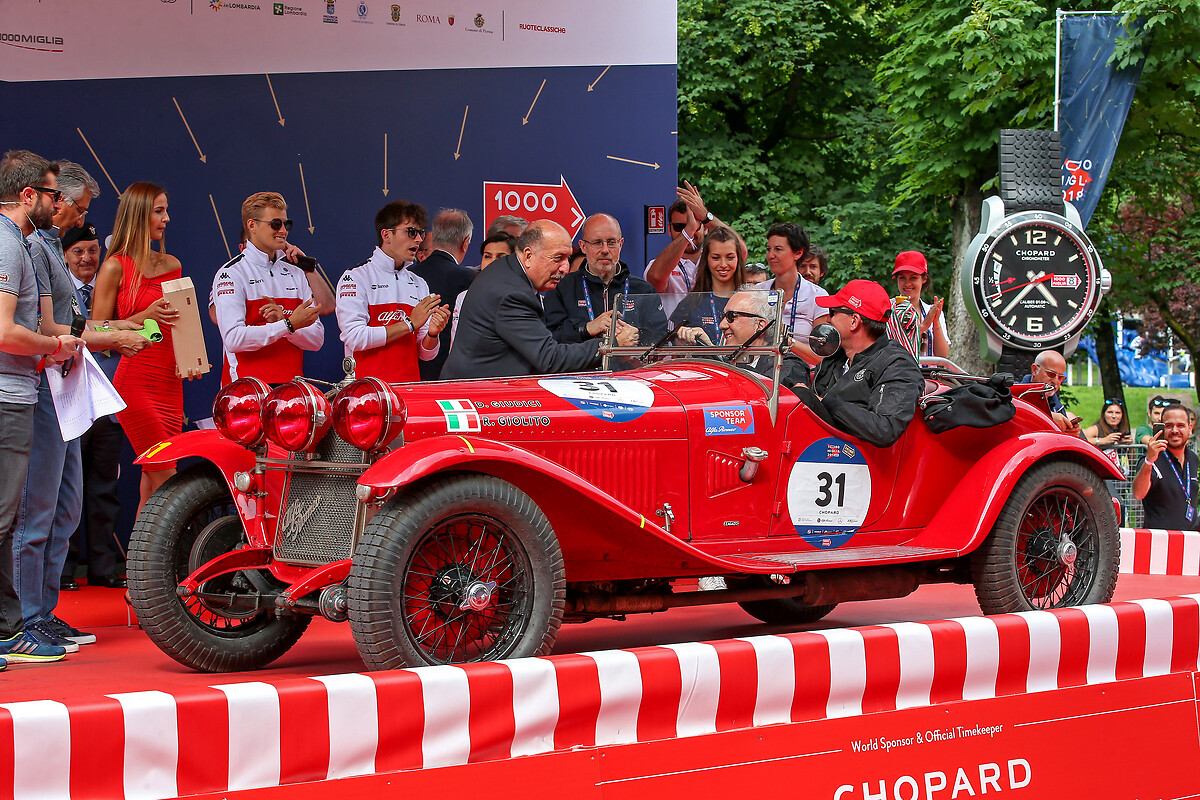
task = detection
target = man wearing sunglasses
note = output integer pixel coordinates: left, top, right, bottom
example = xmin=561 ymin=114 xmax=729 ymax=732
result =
xmin=644 ymin=187 xmax=723 ymax=317
xmin=337 ymin=201 xmax=451 ymax=383
xmin=1021 ymin=350 xmax=1081 ymax=436
xmin=213 ymin=192 xmax=325 ymax=385
xmin=790 ymin=279 xmax=923 ymax=448
xmin=713 ymin=290 xmax=810 ymax=389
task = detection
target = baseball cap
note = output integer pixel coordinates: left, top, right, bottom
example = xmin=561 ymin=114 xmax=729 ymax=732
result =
xmin=816 ymin=279 xmax=893 ymax=322
xmin=892 ymin=250 xmax=928 ymax=276
xmin=61 ymin=222 xmax=98 ymax=250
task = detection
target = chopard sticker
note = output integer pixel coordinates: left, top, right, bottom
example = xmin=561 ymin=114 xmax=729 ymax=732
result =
xmin=786 ymin=437 xmax=872 ymax=549
xmin=437 ymin=399 xmax=481 ymax=433
xmin=702 ymin=404 xmax=754 ymax=436
xmin=537 ymin=377 xmax=654 ymax=422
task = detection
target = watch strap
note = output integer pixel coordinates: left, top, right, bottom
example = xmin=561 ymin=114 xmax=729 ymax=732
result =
xmin=998 ymin=129 xmax=1065 ymax=215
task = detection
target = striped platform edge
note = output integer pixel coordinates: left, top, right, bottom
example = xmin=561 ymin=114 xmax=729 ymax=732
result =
xmin=1119 ymin=527 xmax=1200 ymax=576
xmin=2 ymin=593 xmax=1199 ymax=800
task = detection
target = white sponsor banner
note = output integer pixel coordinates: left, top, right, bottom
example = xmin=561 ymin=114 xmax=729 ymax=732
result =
xmin=0 ymin=0 xmax=676 ymax=81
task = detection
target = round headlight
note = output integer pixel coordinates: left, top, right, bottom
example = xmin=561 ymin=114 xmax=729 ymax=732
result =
xmin=262 ymin=380 xmax=332 ymax=453
xmin=213 ymin=377 xmax=270 ymax=447
xmin=332 ymin=377 xmax=407 ymax=452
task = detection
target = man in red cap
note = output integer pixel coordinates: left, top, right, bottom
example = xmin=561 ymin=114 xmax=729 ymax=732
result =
xmin=891 ymin=250 xmax=949 ymax=358
xmin=793 ymin=279 xmax=924 ymax=448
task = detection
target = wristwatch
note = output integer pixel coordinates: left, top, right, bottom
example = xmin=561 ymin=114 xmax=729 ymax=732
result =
xmin=962 ymin=129 xmax=1110 ymax=376
xmin=703 ymin=211 xmax=715 ymax=226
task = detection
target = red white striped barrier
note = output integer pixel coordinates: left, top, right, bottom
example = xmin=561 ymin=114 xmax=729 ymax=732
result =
xmin=2 ymin=594 xmax=1199 ymax=800
xmin=1119 ymin=527 xmax=1200 ymax=576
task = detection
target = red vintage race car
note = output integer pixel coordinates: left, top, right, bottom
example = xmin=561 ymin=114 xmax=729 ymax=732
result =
xmin=127 ymin=292 xmax=1123 ymax=672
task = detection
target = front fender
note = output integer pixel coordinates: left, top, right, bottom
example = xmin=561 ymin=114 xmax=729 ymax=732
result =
xmin=358 ymin=434 xmax=772 ymax=579
xmin=135 ymin=429 xmax=257 ymax=478
xmin=915 ymin=432 xmax=1125 ymax=554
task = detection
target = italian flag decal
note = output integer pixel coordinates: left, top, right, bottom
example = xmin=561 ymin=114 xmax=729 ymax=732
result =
xmin=437 ymin=399 xmax=481 ymax=433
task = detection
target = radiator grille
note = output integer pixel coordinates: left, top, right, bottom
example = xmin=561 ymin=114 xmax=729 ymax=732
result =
xmin=271 ymin=431 xmax=366 ymax=565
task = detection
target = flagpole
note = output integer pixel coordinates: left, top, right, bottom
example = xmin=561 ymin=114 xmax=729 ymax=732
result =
xmin=1054 ymin=9 xmax=1064 ymax=130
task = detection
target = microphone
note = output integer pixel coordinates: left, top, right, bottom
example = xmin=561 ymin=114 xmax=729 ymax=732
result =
xmin=61 ymin=313 xmax=86 ymax=378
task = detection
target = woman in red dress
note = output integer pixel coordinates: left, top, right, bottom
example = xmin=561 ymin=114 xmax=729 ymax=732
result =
xmin=93 ymin=183 xmax=190 ymax=513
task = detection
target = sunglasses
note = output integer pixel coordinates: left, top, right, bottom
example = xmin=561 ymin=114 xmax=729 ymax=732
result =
xmin=1104 ymin=398 xmax=1124 ymax=406
xmin=1151 ymin=398 xmax=1178 ymax=407
xmin=393 ymin=225 xmax=427 ymax=239
xmin=828 ymin=306 xmax=858 ymax=317
xmin=253 ymin=218 xmax=293 ymax=232
xmin=722 ymin=310 xmax=763 ymax=323
xmin=32 ymin=186 xmax=63 ymax=203
xmin=670 ymin=222 xmax=687 ymax=233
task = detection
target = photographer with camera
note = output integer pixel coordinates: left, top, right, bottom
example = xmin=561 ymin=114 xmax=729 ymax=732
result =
xmin=1132 ymin=404 xmax=1198 ymax=531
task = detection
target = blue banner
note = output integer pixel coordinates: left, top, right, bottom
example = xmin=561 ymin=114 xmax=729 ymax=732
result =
xmin=1058 ymin=14 xmax=1147 ymax=227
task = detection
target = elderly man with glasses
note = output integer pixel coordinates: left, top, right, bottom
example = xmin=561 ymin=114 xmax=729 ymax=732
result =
xmin=1021 ymin=350 xmax=1082 ymax=436
xmin=212 ymin=191 xmax=326 ymax=385
xmin=791 ymin=279 xmax=924 ymax=448
xmin=544 ymin=212 xmax=667 ymax=347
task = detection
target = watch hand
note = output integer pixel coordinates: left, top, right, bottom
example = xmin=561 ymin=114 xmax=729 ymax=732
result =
xmin=985 ymin=273 xmax=1053 ymax=302
xmin=1034 ymin=280 xmax=1058 ymax=306
xmin=1000 ymin=272 xmax=1046 ymax=317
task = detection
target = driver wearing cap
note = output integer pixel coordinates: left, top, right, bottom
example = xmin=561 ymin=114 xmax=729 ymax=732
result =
xmin=792 ymin=279 xmax=924 ymax=448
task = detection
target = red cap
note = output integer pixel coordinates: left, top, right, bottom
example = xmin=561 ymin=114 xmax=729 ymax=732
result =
xmin=891 ymin=250 xmax=928 ymax=276
xmin=816 ymin=279 xmax=893 ymax=322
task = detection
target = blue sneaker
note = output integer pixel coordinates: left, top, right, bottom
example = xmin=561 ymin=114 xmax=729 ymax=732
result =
xmin=45 ymin=615 xmax=96 ymax=645
xmin=0 ymin=630 xmax=67 ymax=663
xmin=24 ymin=620 xmax=79 ymax=654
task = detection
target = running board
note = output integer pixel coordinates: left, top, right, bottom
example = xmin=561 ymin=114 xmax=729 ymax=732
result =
xmin=715 ymin=545 xmax=960 ymax=572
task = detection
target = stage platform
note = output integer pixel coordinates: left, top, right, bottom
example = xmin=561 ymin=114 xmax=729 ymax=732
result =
xmin=3 ymin=529 xmax=1200 ymax=799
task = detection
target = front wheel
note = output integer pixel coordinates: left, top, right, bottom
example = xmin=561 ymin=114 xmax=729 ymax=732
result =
xmin=347 ymin=474 xmax=565 ymax=670
xmin=127 ymin=464 xmax=310 ymax=672
xmin=971 ymin=460 xmax=1119 ymax=614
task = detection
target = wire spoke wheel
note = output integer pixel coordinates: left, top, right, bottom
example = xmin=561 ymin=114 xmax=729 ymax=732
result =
xmin=348 ymin=474 xmax=565 ymax=671
xmin=972 ymin=460 xmax=1119 ymax=615
xmin=127 ymin=464 xmax=310 ymax=672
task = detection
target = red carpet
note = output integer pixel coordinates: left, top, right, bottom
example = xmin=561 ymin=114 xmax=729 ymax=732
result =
xmin=3 ymin=573 xmax=1196 ymax=706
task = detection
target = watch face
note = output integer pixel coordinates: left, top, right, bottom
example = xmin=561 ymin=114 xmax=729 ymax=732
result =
xmin=971 ymin=214 xmax=1100 ymax=349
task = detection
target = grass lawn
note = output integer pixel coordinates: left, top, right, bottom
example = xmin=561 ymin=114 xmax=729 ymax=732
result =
xmin=1059 ymin=383 xmax=1197 ymax=429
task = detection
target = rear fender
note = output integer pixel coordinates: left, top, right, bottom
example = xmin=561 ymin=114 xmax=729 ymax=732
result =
xmin=914 ymin=433 xmax=1124 ymax=554
xmin=359 ymin=435 xmax=762 ymax=580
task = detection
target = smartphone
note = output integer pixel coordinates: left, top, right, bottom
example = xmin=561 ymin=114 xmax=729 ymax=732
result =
xmin=1153 ymin=422 xmax=1166 ymax=437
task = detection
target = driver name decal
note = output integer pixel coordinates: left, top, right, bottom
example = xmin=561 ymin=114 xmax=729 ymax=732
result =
xmin=787 ymin=436 xmax=872 ymax=549
xmin=702 ymin=404 xmax=754 ymax=436
xmin=437 ymin=398 xmax=481 ymax=433
xmin=537 ymin=377 xmax=654 ymax=422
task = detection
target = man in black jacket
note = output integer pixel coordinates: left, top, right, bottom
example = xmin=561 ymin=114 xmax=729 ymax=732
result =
xmin=544 ymin=213 xmax=667 ymax=345
xmin=793 ymin=279 xmax=923 ymax=448
xmin=412 ymin=208 xmax=476 ymax=380
xmin=441 ymin=220 xmax=638 ymax=379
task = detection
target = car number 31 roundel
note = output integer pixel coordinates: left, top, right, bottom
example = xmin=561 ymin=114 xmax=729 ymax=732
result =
xmin=537 ymin=377 xmax=654 ymax=422
xmin=786 ymin=437 xmax=872 ymax=549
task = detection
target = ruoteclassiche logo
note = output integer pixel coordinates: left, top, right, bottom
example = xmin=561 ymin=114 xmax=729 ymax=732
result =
xmin=519 ymin=23 xmax=566 ymax=33
xmin=0 ymin=32 xmax=65 ymax=52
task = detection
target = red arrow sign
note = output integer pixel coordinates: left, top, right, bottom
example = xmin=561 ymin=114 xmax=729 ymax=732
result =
xmin=483 ymin=175 xmax=585 ymax=238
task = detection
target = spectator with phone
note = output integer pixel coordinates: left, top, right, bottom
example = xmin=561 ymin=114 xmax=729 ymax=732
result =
xmin=1132 ymin=404 xmax=1198 ymax=530
xmin=1083 ymin=399 xmax=1130 ymax=451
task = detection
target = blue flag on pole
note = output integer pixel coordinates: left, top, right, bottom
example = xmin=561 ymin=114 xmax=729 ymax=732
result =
xmin=1058 ymin=14 xmax=1146 ymax=228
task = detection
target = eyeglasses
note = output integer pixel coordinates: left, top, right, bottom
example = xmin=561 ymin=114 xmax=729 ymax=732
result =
xmin=253 ymin=218 xmax=293 ymax=232
xmin=670 ymin=222 xmax=687 ymax=233
xmin=392 ymin=226 xmax=427 ymax=239
xmin=582 ymin=238 xmax=622 ymax=249
xmin=63 ymin=196 xmax=88 ymax=217
xmin=1033 ymin=366 xmax=1065 ymax=381
xmin=32 ymin=186 xmax=62 ymax=203
xmin=828 ymin=307 xmax=857 ymax=318
xmin=721 ymin=310 xmax=763 ymax=323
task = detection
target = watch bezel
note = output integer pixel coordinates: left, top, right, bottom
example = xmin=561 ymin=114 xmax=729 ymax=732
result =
xmin=967 ymin=209 xmax=1103 ymax=351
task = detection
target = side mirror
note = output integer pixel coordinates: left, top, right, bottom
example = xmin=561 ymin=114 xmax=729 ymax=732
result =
xmin=809 ymin=322 xmax=840 ymax=358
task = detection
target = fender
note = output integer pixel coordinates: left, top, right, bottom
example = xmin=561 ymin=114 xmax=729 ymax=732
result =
xmin=914 ymin=433 xmax=1125 ymax=554
xmin=358 ymin=434 xmax=784 ymax=577
xmin=135 ymin=429 xmax=257 ymax=478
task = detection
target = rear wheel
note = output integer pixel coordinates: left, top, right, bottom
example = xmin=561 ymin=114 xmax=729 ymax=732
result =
xmin=729 ymin=575 xmax=838 ymax=625
xmin=347 ymin=474 xmax=565 ymax=670
xmin=971 ymin=460 xmax=1119 ymax=613
xmin=127 ymin=464 xmax=309 ymax=672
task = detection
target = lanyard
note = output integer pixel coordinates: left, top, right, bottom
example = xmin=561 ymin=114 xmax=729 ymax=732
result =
xmin=0 ymin=215 xmax=28 ymax=249
xmin=1164 ymin=452 xmax=1195 ymax=508
xmin=582 ymin=275 xmax=630 ymax=321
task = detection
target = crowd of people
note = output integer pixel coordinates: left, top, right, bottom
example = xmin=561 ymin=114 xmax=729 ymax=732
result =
xmin=1 ymin=148 xmax=1195 ymax=667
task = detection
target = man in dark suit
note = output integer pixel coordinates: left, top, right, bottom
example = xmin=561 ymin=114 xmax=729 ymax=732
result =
xmin=411 ymin=209 xmax=476 ymax=380
xmin=442 ymin=220 xmax=637 ymax=379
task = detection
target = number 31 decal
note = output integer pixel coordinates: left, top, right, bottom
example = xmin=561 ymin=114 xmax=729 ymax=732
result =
xmin=787 ymin=437 xmax=873 ymax=550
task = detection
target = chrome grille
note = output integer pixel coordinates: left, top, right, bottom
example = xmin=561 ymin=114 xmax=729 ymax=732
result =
xmin=272 ymin=431 xmax=367 ymax=566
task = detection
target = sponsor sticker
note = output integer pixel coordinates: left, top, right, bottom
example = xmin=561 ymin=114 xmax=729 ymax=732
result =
xmin=786 ymin=436 xmax=872 ymax=549
xmin=537 ymin=377 xmax=653 ymax=422
xmin=437 ymin=399 xmax=480 ymax=433
xmin=702 ymin=404 xmax=754 ymax=436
